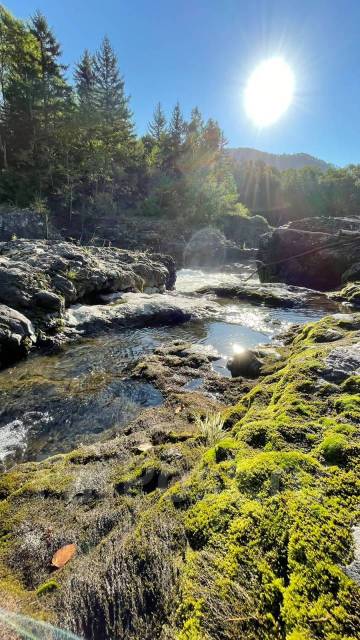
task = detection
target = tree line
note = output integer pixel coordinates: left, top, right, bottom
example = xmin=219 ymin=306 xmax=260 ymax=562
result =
xmin=1 ymin=4 xmax=359 ymax=232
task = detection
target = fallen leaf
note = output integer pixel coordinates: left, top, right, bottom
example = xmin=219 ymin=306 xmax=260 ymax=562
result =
xmin=51 ymin=543 xmax=77 ymax=569
xmin=175 ymin=406 xmax=181 ymax=414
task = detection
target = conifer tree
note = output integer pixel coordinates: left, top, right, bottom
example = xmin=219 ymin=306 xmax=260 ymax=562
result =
xmin=148 ymin=102 xmax=166 ymax=142
xmin=93 ymin=36 xmax=132 ymax=131
xmin=169 ymin=101 xmax=184 ymax=147
xmin=75 ymin=49 xmax=96 ymax=111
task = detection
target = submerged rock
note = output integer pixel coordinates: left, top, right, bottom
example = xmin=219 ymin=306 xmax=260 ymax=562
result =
xmin=258 ymin=217 xmax=360 ymax=290
xmin=0 ymin=304 xmax=35 ymax=366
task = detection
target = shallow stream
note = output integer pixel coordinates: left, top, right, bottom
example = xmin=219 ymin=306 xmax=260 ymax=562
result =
xmin=0 ymin=265 xmax=342 ymax=465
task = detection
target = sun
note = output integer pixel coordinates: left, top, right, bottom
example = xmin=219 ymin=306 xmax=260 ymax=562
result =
xmin=244 ymin=57 xmax=295 ymax=127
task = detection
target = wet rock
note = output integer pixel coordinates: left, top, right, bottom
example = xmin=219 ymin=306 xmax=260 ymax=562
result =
xmin=0 ymin=304 xmax=35 ymax=367
xmin=258 ymin=218 xmax=360 ymax=290
xmin=227 ymin=349 xmax=262 ymax=378
xmin=331 ymin=282 xmax=360 ymax=307
xmin=198 ymin=281 xmax=325 ymax=308
xmin=66 ymin=293 xmax=221 ymax=333
xmin=131 ymin=339 xmax=222 ymax=396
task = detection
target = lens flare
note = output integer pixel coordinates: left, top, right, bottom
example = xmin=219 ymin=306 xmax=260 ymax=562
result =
xmin=233 ymin=343 xmax=246 ymax=355
xmin=244 ymin=57 xmax=295 ymax=127
xmin=0 ymin=608 xmax=82 ymax=640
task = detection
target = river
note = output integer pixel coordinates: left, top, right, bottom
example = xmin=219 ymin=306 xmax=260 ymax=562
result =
xmin=0 ymin=265 xmax=341 ymax=465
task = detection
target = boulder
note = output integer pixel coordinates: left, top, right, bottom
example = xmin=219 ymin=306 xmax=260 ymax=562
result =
xmin=227 ymin=349 xmax=262 ymax=378
xmin=0 ymin=304 xmax=35 ymax=366
xmin=258 ymin=219 xmax=360 ymax=290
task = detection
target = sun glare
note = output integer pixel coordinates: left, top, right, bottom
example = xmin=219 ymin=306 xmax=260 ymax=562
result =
xmin=244 ymin=57 xmax=295 ymax=127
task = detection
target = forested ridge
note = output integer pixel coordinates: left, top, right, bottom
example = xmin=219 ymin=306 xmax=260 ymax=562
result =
xmin=1 ymin=4 xmax=360 ymax=232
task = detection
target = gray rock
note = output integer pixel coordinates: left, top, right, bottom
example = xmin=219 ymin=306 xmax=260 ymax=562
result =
xmin=220 ymin=213 xmax=271 ymax=248
xmin=0 ymin=304 xmax=35 ymax=366
xmin=66 ymin=292 xmax=221 ymax=333
xmin=197 ymin=281 xmax=327 ymax=308
xmin=321 ymin=342 xmax=360 ymax=383
xmin=0 ymin=240 xmax=174 ymax=332
xmin=344 ymin=525 xmax=360 ymax=585
xmin=0 ymin=208 xmax=60 ymax=241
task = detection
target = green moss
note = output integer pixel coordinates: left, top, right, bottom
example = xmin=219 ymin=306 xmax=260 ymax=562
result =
xmin=334 ymin=394 xmax=360 ymax=421
xmin=36 ymin=579 xmax=59 ymax=597
xmin=0 ymin=313 xmax=359 ymax=638
xmin=318 ymin=434 xmax=349 ymax=465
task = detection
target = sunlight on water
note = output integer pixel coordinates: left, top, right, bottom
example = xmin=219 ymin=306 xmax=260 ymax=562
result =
xmin=0 ymin=608 xmax=82 ymax=640
xmin=175 ymin=267 xmax=256 ymax=294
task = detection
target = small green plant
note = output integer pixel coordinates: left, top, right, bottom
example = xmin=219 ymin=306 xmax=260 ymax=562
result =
xmin=66 ymin=269 xmax=77 ymax=281
xmin=194 ymin=412 xmax=224 ymax=445
xmin=10 ymin=233 xmax=17 ymax=241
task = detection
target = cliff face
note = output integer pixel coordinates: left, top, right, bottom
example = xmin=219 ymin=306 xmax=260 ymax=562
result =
xmin=0 ymin=313 xmax=359 ymax=639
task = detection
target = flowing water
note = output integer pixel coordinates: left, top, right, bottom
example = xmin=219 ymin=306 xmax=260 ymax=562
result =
xmin=0 ymin=266 xmax=342 ymax=466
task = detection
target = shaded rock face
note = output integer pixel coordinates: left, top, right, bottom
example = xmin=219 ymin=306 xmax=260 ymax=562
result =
xmin=0 ymin=208 xmax=60 ymax=241
xmin=66 ymin=215 xmax=260 ymax=267
xmin=0 ymin=304 xmax=35 ymax=367
xmin=183 ymin=227 xmax=257 ymax=268
xmin=258 ymin=219 xmax=360 ymax=290
xmin=220 ymin=213 xmax=271 ymax=248
xmin=0 ymin=240 xmax=174 ymax=330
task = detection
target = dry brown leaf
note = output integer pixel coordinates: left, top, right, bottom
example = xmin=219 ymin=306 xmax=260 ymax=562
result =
xmin=175 ymin=406 xmax=181 ymax=414
xmin=51 ymin=543 xmax=76 ymax=569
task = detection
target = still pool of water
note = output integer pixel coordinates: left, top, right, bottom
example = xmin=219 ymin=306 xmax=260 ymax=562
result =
xmin=0 ymin=267 xmax=342 ymax=465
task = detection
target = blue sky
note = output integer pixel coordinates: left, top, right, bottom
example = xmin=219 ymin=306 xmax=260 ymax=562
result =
xmin=6 ymin=0 xmax=360 ymax=166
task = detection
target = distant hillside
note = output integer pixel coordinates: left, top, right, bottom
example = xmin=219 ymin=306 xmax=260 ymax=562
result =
xmin=227 ymin=147 xmax=331 ymax=172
